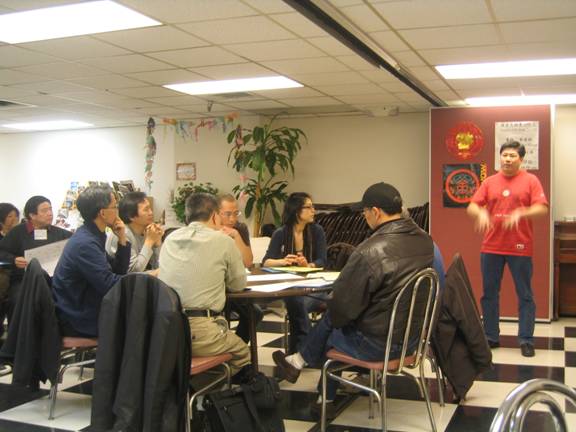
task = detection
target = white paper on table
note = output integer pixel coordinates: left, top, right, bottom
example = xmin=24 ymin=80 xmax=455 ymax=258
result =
xmin=24 ymin=239 xmax=68 ymax=276
xmin=248 ymin=278 xmax=332 ymax=292
xmin=247 ymin=273 xmax=304 ymax=282
xmin=309 ymin=271 xmax=340 ymax=281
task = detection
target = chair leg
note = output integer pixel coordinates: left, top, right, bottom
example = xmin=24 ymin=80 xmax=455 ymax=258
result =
xmin=283 ymin=313 xmax=289 ymax=353
xmin=185 ymin=390 xmax=191 ymax=432
xmin=368 ymin=370 xmax=375 ymax=419
xmin=48 ymin=381 xmax=59 ymax=420
xmin=429 ymin=354 xmax=445 ymax=407
xmin=380 ymin=372 xmax=387 ymax=432
xmin=320 ymin=359 xmax=334 ymax=432
xmin=419 ymin=361 xmax=437 ymax=432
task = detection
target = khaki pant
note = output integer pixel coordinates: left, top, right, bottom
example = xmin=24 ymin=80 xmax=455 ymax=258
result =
xmin=188 ymin=316 xmax=250 ymax=375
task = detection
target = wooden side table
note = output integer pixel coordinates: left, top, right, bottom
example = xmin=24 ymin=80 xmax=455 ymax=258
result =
xmin=554 ymin=221 xmax=576 ymax=318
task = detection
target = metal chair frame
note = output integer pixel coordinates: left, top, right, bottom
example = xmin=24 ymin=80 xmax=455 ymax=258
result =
xmin=320 ymin=268 xmax=441 ymax=432
xmin=490 ymin=378 xmax=576 ymax=432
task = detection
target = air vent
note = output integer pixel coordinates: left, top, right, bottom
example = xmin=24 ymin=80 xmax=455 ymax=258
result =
xmin=211 ymin=92 xmax=254 ymax=100
xmin=0 ymin=99 xmax=34 ymax=109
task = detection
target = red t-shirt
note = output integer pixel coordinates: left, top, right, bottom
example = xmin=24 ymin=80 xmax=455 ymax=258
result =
xmin=471 ymin=171 xmax=547 ymax=256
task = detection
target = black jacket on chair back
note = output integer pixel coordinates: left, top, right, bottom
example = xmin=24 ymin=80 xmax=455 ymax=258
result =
xmin=432 ymin=253 xmax=493 ymax=399
xmin=90 ymin=273 xmax=191 ymax=432
xmin=0 ymin=258 xmax=60 ymax=389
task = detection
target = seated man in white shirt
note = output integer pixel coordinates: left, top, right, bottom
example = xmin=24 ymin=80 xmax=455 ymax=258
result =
xmin=159 ymin=193 xmax=250 ymax=375
xmin=106 ymin=192 xmax=163 ymax=274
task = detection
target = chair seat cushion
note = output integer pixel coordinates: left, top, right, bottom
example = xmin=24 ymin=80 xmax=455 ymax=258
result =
xmin=61 ymin=337 xmax=98 ymax=349
xmin=191 ymin=353 xmax=233 ymax=375
xmin=326 ymin=349 xmax=416 ymax=371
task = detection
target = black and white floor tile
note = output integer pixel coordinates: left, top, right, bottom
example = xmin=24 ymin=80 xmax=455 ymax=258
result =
xmin=0 ymin=316 xmax=575 ymax=432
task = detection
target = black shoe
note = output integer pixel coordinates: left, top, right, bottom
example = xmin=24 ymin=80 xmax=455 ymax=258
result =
xmin=310 ymin=401 xmax=337 ymax=420
xmin=520 ymin=343 xmax=535 ymax=357
xmin=272 ymin=350 xmax=300 ymax=383
xmin=488 ymin=340 xmax=500 ymax=349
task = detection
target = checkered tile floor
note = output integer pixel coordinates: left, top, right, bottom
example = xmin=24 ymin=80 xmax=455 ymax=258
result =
xmin=0 ymin=315 xmax=575 ymax=432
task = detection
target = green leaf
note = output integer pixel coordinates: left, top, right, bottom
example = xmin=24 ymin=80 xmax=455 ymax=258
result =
xmin=227 ymin=129 xmax=236 ymax=144
xmin=244 ymin=197 xmax=255 ymax=218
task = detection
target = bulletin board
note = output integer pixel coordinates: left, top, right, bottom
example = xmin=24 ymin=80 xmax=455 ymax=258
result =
xmin=430 ymin=105 xmax=552 ymax=320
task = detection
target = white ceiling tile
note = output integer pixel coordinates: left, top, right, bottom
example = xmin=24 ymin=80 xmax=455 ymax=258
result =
xmin=281 ymin=96 xmax=344 ymax=107
xmin=262 ymin=57 xmax=350 ymax=74
xmin=360 ymin=69 xmax=403 ymax=84
xmin=491 ymin=0 xmax=576 ymax=22
xmin=313 ymin=83 xmax=387 ymax=96
xmin=80 ymin=55 xmax=173 ymax=74
xmin=335 ymin=55 xmax=378 ymax=71
xmin=7 ymin=93 xmax=77 ymax=106
xmin=290 ymin=71 xmax=369 ymax=85
xmin=94 ymin=26 xmax=208 ymax=52
xmin=393 ymin=91 xmax=431 ymax=104
xmin=500 ymin=18 xmax=576 ymax=44
xmin=192 ymin=63 xmax=273 ymax=79
xmin=337 ymin=93 xmax=400 ymax=104
xmin=457 ymin=87 xmax=522 ymax=98
xmin=10 ymin=80 xmax=90 ymax=94
xmin=145 ymin=95 xmax=206 ymax=106
xmin=147 ymin=47 xmax=244 ymax=68
xmin=178 ymin=16 xmax=294 ymax=44
xmin=328 ymin=0 xmax=364 ymax=6
xmin=111 ymin=86 xmax=182 ymax=98
xmin=400 ymin=24 xmax=501 ymax=50
xmin=226 ymin=39 xmax=325 ymax=61
xmin=393 ymin=50 xmax=426 ymax=67
xmin=0 ymin=46 xmax=56 ymax=68
xmin=250 ymin=87 xmax=323 ymax=98
xmin=177 ymin=103 xmax=234 ymax=113
xmin=405 ymin=66 xmax=441 ymax=81
xmin=447 ymin=77 xmax=524 ymax=90
xmin=421 ymin=80 xmax=450 ymax=91
xmin=371 ymin=0 xmax=492 ymax=29
xmin=377 ymin=80 xmax=414 ymax=92
xmin=268 ymin=12 xmax=329 ymax=38
xmin=340 ymin=4 xmax=389 ymax=32
xmin=0 ymin=69 xmax=43 ymax=85
xmin=521 ymin=84 xmax=576 ymax=95
xmin=66 ymin=75 xmax=149 ymax=90
xmin=0 ymin=0 xmax=79 ymax=10
xmin=307 ymin=37 xmax=356 ymax=56
xmin=432 ymin=89 xmax=460 ymax=101
xmin=241 ymin=0 xmax=293 ymax=13
xmin=133 ymin=106 xmax=189 ymax=116
xmin=22 ymin=37 xmax=131 ymax=60
xmin=127 ymin=69 xmax=208 ymax=85
xmin=227 ymin=100 xmax=290 ymax=110
xmin=16 ymin=62 xmax=107 ymax=80
xmin=420 ymin=45 xmax=511 ymax=65
xmin=0 ymin=85 xmax=36 ymax=99
xmin=368 ymin=31 xmax=410 ymax=52
xmin=507 ymin=41 xmax=576 ymax=61
xmin=117 ymin=0 xmax=256 ymax=24
xmin=96 ymin=98 xmax=162 ymax=110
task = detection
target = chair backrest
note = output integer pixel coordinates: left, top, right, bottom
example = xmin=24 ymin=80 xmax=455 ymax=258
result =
xmin=490 ymin=378 xmax=576 ymax=432
xmin=251 ymin=236 xmax=271 ymax=266
xmin=384 ymin=267 xmax=439 ymax=372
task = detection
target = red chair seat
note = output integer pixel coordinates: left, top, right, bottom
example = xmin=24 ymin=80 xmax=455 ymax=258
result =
xmin=327 ymin=349 xmax=416 ymax=371
xmin=61 ymin=337 xmax=98 ymax=349
xmin=191 ymin=353 xmax=233 ymax=375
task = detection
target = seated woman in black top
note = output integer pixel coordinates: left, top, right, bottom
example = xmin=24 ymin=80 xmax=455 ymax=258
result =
xmin=262 ymin=192 xmax=327 ymax=353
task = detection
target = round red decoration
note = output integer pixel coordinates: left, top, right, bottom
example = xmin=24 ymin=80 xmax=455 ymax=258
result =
xmin=445 ymin=121 xmax=484 ymax=160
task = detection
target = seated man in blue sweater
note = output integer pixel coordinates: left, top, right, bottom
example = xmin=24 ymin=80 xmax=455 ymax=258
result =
xmin=52 ymin=186 xmax=131 ymax=337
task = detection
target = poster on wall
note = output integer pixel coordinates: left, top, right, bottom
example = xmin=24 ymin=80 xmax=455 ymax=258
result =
xmin=445 ymin=121 xmax=484 ymax=160
xmin=494 ymin=121 xmax=539 ymax=170
xmin=443 ymin=163 xmax=487 ymax=208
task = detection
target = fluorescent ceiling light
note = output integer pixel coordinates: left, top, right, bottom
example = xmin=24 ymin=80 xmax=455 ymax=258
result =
xmin=0 ymin=1 xmax=161 ymax=44
xmin=164 ymin=76 xmax=303 ymax=95
xmin=436 ymin=58 xmax=576 ymax=79
xmin=2 ymin=120 xmax=94 ymax=131
xmin=466 ymin=94 xmax=576 ymax=106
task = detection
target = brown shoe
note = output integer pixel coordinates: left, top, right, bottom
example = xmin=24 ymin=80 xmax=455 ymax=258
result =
xmin=272 ymin=350 xmax=301 ymax=383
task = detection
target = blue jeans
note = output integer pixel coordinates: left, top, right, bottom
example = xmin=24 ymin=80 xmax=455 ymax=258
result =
xmin=285 ymin=293 xmax=328 ymax=354
xmin=480 ymin=253 xmax=535 ymax=345
xmin=300 ymin=311 xmax=409 ymax=401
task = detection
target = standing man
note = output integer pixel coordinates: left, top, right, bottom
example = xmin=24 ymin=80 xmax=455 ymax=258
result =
xmin=468 ymin=141 xmax=548 ymax=357
xmin=52 ymin=186 xmax=131 ymax=337
xmin=0 ymin=196 xmax=71 ymax=321
xmin=106 ymin=191 xmax=163 ymax=273
xmin=159 ymin=193 xmax=250 ymax=375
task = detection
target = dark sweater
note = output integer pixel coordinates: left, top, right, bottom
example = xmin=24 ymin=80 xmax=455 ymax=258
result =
xmin=263 ymin=223 xmax=327 ymax=267
xmin=52 ymin=222 xmax=130 ymax=337
xmin=0 ymin=222 xmax=72 ymax=283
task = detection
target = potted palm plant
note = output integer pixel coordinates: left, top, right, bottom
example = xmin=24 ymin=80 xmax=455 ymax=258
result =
xmin=227 ymin=118 xmax=306 ymax=235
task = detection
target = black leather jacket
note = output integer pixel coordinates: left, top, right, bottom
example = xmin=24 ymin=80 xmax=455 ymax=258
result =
xmin=329 ymin=217 xmax=434 ymax=341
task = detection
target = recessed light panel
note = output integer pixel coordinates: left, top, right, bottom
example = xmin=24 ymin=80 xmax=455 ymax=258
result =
xmin=437 ymin=58 xmax=576 ymax=80
xmin=0 ymin=1 xmax=161 ymax=44
xmin=466 ymin=94 xmax=576 ymax=106
xmin=164 ymin=76 xmax=303 ymax=95
xmin=2 ymin=120 xmax=94 ymax=131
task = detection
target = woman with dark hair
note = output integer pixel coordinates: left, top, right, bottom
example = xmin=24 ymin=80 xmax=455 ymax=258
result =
xmin=262 ymin=192 xmax=327 ymax=353
xmin=0 ymin=203 xmax=20 ymax=240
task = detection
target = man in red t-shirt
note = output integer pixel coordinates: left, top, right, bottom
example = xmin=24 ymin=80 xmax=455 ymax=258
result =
xmin=468 ymin=141 xmax=548 ymax=357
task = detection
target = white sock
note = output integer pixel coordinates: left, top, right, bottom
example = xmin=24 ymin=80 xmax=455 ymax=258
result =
xmin=316 ymin=395 xmax=334 ymax=404
xmin=285 ymin=352 xmax=306 ymax=370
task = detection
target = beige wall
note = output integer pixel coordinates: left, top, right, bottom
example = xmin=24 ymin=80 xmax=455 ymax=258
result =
xmin=553 ymin=105 xmax=576 ymax=220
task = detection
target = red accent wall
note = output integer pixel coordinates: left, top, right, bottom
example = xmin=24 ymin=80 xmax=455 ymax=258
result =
xmin=430 ymin=106 xmax=551 ymax=320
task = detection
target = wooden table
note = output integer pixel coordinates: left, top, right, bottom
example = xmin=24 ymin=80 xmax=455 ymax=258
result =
xmin=228 ymin=272 xmax=333 ymax=373
xmin=554 ymin=221 xmax=576 ymax=318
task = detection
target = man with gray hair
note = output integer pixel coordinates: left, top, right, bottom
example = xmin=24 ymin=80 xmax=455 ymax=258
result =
xmin=159 ymin=193 xmax=250 ymax=375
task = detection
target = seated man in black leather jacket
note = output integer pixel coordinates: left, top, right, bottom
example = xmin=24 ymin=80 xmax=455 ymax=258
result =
xmin=273 ymin=182 xmax=434 ymax=411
